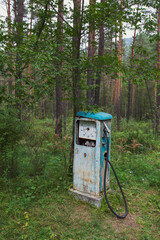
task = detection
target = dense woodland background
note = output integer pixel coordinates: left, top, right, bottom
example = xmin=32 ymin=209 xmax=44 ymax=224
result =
xmin=0 ymin=0 xmax=160 ymax=131
xmin=0 ymin=1 xmax=160 ymax=239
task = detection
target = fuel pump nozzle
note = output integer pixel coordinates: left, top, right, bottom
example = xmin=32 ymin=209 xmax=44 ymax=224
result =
xmin=103 ymin=121 xmax=110 ymax=137
xmin=103 ymin=122 xmax=111 ymax=142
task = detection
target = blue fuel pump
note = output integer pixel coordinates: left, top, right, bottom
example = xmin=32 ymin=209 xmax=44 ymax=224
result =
xmin=70 ymin=111 xmax=128 ymax=218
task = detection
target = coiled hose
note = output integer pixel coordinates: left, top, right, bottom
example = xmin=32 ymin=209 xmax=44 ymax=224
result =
xmin=104 ymin=137 xmax=128 ymax=219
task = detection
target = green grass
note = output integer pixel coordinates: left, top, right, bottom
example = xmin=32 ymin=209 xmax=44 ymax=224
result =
xmin=0 ymin=117 xmax=160 ymax=239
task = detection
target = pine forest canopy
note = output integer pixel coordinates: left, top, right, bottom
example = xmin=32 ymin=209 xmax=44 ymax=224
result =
xmin=0 ymin=0 xmax=160 ymax=138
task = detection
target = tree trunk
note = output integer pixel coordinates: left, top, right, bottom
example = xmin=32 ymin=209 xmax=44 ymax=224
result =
xmin=156 ymin=7 xmax=160 ymax=133
xmin=127 ymin=26 xmax=136 ymax=122
xmin=114 ymin=29 xmax=117 ymax=109
xmin=55 ymin=0 xmax=64 ymax=138
xmin=139 ymin=87 xmax=143 ymax=120
xmin=116 ymin=0 xmax=123 ymax=130
xmin=69 ymin=0 xmax=84 ymax=165
xmin=13 ymin=0 xmax=17 ymax=22
xmin=27 ymin=0 xmax=33 ymax=78
xmin=111 ymin=77 xmax=113 ymax=114
xmin=42 ymin=98 xmax=46 ymax=119
xmin=102 ymin=72 xmax=106 ymax=106
xmin=52 ymin=89 xmax=55 ymax=125
xmin=63 ymin=92 xmax=66 ymax=135
xmin=7 ymin=0 xmax=12 ymax=95
xmin=87 ymin=0 xmax=96 ymax=107
xmin=95 ymin=0 xmax=104 ymax=106
xmin=110 ymin=36 xmax=113 ymax=114
xmin=131 ymin=84 xmax=136 ymax=118
xmin=15 ymin=0 xmax=25 ymax=119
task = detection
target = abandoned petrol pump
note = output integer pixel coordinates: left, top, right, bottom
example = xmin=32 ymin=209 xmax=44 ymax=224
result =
xmin=70 ymin=112 xmax=128 ymax=219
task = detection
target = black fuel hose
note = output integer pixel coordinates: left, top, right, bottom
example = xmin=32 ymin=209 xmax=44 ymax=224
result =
xmin=104 ymin=137 xmax=128 ymax=219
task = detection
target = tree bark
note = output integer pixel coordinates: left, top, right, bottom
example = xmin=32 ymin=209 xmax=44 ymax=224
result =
xmin=55 ymin=0 xmax=64 ymax=138
xmin=114 ymin=28 xmax=118 ymax=108
xmin=69 ymin=0 xmax=84 ymax=164
xmin=131 ymin=84 xmax=136 ymax=118
xmin=116 ymin=0 xmax=123 ymax=130
xmin=127 ymin=26 xmax=136 ymax=122
xmin=95 ymin=0 xmax=104 ymax=106
xmin=52 ymin=89 xmax=55 ymax=125
xmin=27 ymin=0 xmax=33 ymax=78
xmin=110 ymin=36 xmax=113 ymax=114
xmin=102 ymin=72 xmax=106 ymax=106
xmin=155 ymin=7 xmax=160 ymax=133
xmin=63 ymin=92 xmax=66 ymax=135
xmin=111 ymin=76 xmax=114 ymax=114
xmin=42 ymin=98 xmax=46 ymax=119
xmin=87 ymin=0 xmax=96 ymax=106
xmin=13 ymin=0 xmax=17 ymax=22
xmin=15 ymin=0 xmax=25 ymax=119
xmin=7 ymin=0 xmax=12 ymax=95
xmin=130 ymin=5 xmax=140 ymax=120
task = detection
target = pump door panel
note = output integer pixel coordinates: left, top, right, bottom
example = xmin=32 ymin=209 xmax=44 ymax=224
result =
xmin=79 ymin=120 xmax=96 ymax=140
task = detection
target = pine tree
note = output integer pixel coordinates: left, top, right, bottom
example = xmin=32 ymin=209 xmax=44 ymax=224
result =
xmin=55 ymin=0 xmax=64 ymax=138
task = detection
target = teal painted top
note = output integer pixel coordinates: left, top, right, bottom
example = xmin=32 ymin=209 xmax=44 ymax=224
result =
xmin=76 ymin=111 xmax=112 ymax=120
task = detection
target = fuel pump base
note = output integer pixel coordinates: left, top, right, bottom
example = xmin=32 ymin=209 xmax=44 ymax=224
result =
xmin=70 ymin=112 xmax=112 ymax=208
xmin=69 ymin=189 xmax=102 ymax=208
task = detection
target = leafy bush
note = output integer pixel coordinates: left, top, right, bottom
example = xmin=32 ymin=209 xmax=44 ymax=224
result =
xmin=111 ymin=119 xmax=160 ymax=188
xmin=112 ymin=119 xmax=160 ymax=154
xmin=25 ymin=129 xmax=48 ymax=176
xmin=0 ymin=107 xmax=25 ymax=177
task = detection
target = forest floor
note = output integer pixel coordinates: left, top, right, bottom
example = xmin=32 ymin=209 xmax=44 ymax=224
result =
xmin=0 ymin=118 xmax=160 ymax=240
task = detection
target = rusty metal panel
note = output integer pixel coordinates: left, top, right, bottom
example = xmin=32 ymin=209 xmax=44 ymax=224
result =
xmin=73 ymin=117 xmax=101 ymax=196
xmin=94 ymin=120 xmax=101 ymax=195
xmin=73 ymin=116 xmax=111 ymax=197
xmin=79 ymin=120 xmax=96 ymax=140
xmin=100 ymin=120 xmax=111 ymax=191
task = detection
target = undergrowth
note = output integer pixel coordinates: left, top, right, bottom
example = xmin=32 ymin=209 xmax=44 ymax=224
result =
xmin=0 ymin=116 xmax=160 ymax=239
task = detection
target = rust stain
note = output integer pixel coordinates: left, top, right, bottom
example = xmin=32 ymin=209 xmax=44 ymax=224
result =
xmin=84 ymin=153 xmax=87 ymax=157
xmin=83 ymin=184 xmax=87 ymax=192
xmin=82 ymin=169 xmax=92 ymax=184
xmin=83 ymin=178 xmax=93 ymax=184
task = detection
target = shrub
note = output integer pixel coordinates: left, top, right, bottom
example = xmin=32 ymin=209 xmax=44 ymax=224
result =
xmin=0 ymin=107 xmax=25 ymax=177
xmin=112 ymin=120 xmax=160 ymax=154
xmin=25 ymin=129 xmax=47 ymax=176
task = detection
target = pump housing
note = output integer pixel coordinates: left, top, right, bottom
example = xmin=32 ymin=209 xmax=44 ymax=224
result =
xmin=69 ymin=112 xmax=112 ymax=208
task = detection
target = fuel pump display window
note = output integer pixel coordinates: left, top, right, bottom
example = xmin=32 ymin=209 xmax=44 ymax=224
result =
xmin=76 ymin=120 xmax=96 ymax=147
xmin=79 ymin=120 xmax=96 ymax=140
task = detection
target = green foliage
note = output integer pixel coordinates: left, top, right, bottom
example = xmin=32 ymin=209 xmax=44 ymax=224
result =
xmin=111 ymin=118 xmax=160 ymax=189
xmin=112 ymin=119 xmax=159 ymax=153
xmin=0 ymin=118 xmax=160 ymax=239
xmin=0 ymin=107 xmax=25 ymax=177
xmin=13 ymin=118 xmax=70 ymax=180
xmin=25 ymin=128 xmax=48 ymax=176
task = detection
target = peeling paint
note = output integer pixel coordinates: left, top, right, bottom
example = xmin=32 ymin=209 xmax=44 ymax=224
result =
xmin=73 ymin=116 xmax=112 ymax=197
